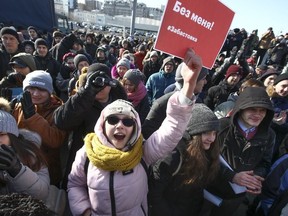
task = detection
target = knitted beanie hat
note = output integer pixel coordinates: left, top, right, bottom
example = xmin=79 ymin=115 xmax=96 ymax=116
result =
xmin=225 ymin=65 xmax=242 ymax=79
xmin=186 ymin=103 xmax=220 ymax=136
xmin=123 ymin=69 xmax=146 ymax=86
xmin=273 ymin=73 xmax=288 ymax=86
xmin=34 ymin=38 xmax=48 ymax=49
xmin=73 ymin=54 xmax=89 ymax=69
xmin=0 ymin=98 xmax=19 ymax=137
xmin=23 ymin=70 xmax=53 ymax=94
xmin=0 ymin=27 xmax=20 ymax=43
xmin=175 ymin=63 xmax=208 ymax=88
xmin=9 ymin=52 xmax=37 ymax=71
xmin=117 ymin=58 xmax=130 ymax=69
xmin=19 ymin=129 xmax=41 ymax=148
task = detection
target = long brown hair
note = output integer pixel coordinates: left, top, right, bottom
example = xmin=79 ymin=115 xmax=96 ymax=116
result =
xmin=8 ymin=133 xmax=47 ymax=172
xmin=179 ymin=135 xmax=220 ymax=186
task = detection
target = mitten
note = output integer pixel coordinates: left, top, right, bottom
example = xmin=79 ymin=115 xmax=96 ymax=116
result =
xmin=20 ymin=91 xmax=36 ymax=119
xmin=0 ymin=144 xmax=22 ymax=177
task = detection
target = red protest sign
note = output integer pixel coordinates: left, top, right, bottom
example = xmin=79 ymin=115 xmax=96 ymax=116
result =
xmin=154 ymin=0 xmax=234 ymax=69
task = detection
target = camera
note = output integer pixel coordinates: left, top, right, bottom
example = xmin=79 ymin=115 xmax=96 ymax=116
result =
xmin=92 ymin=77 xmax=117 ymax=88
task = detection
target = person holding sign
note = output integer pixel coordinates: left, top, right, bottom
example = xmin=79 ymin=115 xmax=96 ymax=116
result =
xmin=67 ymin=48 xmax=201 ymax=216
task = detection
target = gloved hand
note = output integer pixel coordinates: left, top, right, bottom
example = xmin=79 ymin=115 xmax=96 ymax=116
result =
xmin=20 ymin=91 xmax=36 ymax=119
xmin=84 ymin=71 xmax=111 ymax=95
xmin=0 ymin=144 xmax=22 ymax=177
xmin=0 ymin=88 xmax=12 ymax=101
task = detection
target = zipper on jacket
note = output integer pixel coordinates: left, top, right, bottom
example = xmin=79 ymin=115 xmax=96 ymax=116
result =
xmin=109 ymin=171 xmax=116 ymax=216
xmin=141 ymin=204 xmax=147 ymax=216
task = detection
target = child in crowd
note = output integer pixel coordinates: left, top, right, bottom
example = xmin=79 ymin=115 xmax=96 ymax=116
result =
xmin=149 ymin=103 xmax=220 ymax=215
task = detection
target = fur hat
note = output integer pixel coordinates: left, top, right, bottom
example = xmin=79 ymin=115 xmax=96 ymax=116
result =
xmin=34 ymin=38 xmax=48 ymax=49
xmin=273 ymin=73 xmax=288 ymax=86
xmin=9 ymin=52 xmax=37 ymax=71
xmin=73 ymin=54 xmax=89 ymax=69
xmin=0 ymin=98 xmax=19 ymax=137
xmin=0 ymin=27 xmax=20 ymax=43
xmin=23 ymin=70 xmax=53 ymax=94
xmin=225 ymin=65 xmax=242 ymax=79
xmin=123 ymin=69 xmax=146 ymax=86
xmin=186 ymin=103 xmax=219 ymax=137
xmin=117 ymin=58 xmax=130 ymax=69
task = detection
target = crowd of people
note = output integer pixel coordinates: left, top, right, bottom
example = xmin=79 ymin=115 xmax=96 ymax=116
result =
xmin=0 ymin=24 xmax=288 ymax=216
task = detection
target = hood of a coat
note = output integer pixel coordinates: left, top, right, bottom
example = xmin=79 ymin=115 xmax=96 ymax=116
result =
xmin=231 ymin=87 xmax=274 ymax=132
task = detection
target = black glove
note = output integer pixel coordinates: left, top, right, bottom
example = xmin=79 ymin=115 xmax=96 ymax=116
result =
xmin=0 ymin=144 xmax=22 ymax=177
xmin=20 ymin=91 xmax=36 ymax=119
xmin=84 ymin=71 xmax=110 ymax=95
xmin=0 ymin=88 xmax=12 ymax=101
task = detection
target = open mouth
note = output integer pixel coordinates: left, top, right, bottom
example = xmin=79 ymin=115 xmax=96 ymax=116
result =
xmin=114 ymin=134 xmax=125 ymax=140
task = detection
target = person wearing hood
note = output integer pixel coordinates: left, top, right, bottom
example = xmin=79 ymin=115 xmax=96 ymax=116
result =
xmin=149 ymin=103 xmax=221 ymax=216
xmin=208 ymin=86 xmax=275 ymax=216
xmin=12 ymin=70 xmax=67 ymax=185
xmin=0 ymin=97 xmax=49 ymax=200
xmin=67 ymin=48 xmax=201 ymax=216
xmin=146 ymin=56 xmax=176 ymax=106
xmin=142 ymin=50 xmax=161 ymax=82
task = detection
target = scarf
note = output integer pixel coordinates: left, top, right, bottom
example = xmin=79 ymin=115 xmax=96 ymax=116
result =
xmin=127 ymin=82 xmax=147 ymax=107
xmin=85 ymin=133 xmax=143 ymax=171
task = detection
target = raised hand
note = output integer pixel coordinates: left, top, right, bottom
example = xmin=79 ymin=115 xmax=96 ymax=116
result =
xmin=180 ymin=48 xmax=203 ymax=99
xmin=20 ymin=91 xmax=36 ymax=119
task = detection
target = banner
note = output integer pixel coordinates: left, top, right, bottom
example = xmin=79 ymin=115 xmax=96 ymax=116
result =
xmin=154 ymin=0 xmax=234 ymax=69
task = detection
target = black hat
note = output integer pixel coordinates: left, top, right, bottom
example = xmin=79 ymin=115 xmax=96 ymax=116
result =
xmin=73 ymin=54 xmax=88 ymax=69
xmin=258 ymin=68 xmax=279 ymax=82
xmin=186 ymin=104 xmax=219 ymax=137
xmin=87 ymin=63 xmax=111 ymax=78
xmin=34 ymin=38 xmax=48 ymax=49
xmin=273 ymin=73 xmax=288 ymax=86
xmin=0 ymin=27 xmax=20 ymax=43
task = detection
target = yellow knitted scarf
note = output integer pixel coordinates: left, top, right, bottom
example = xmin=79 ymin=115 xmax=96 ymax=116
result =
xmin=85 ymin=133 xmax=143 ymax=171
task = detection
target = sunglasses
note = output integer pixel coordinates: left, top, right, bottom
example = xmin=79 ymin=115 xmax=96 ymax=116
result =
xmin=106 ymin=116 xmax=135 ymax=127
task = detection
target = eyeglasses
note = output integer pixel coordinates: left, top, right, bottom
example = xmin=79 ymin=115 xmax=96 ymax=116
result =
xmin=106 ymin=116 xmax=135 ymax=127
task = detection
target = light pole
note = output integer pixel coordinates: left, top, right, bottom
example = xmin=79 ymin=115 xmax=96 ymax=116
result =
xmin=130 ymin=0 xmax=137 ymax=36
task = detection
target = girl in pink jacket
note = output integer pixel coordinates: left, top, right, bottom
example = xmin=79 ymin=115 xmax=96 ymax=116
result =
xmin=67 ymin=48 xmax=202 ymax=216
